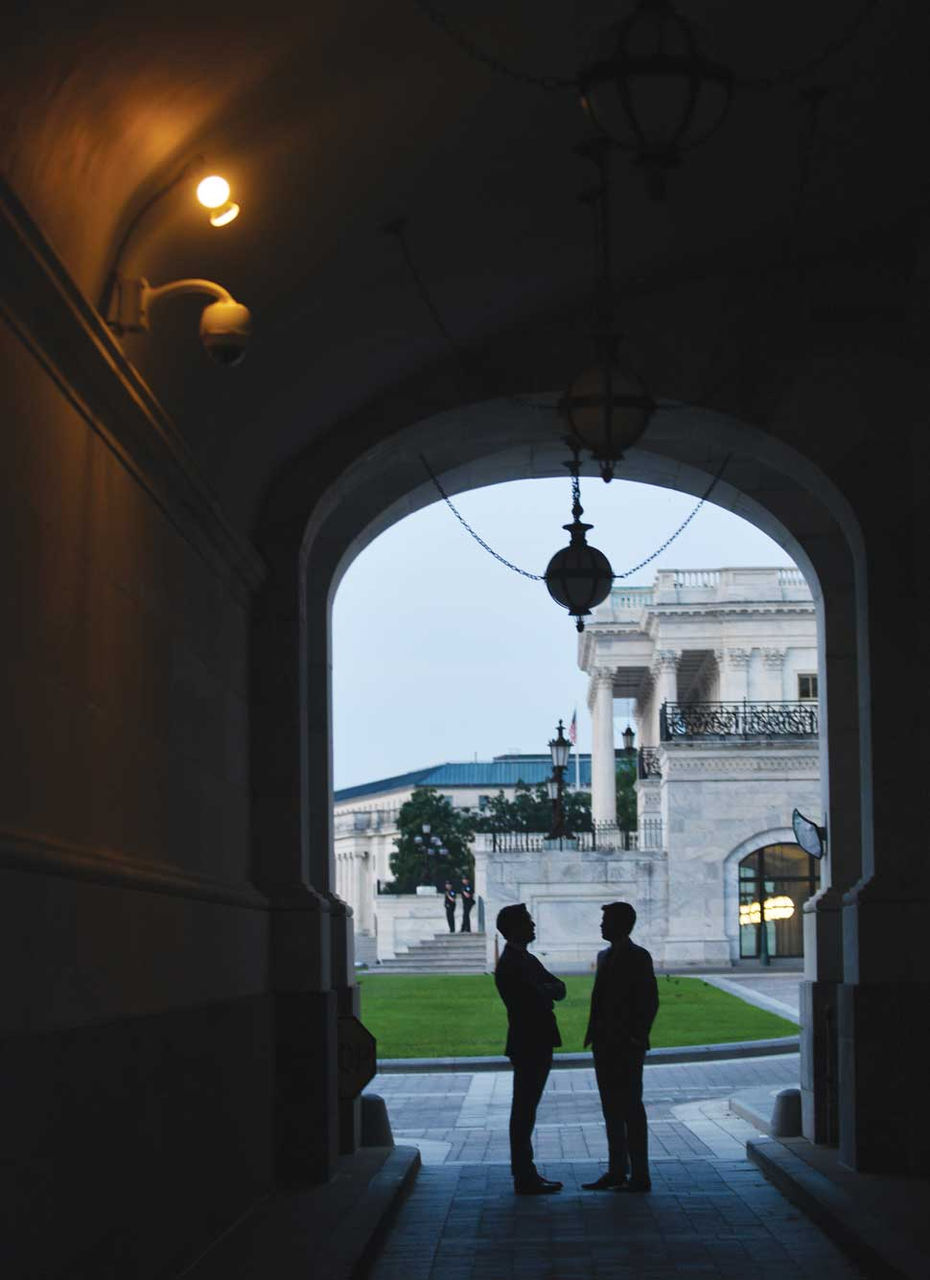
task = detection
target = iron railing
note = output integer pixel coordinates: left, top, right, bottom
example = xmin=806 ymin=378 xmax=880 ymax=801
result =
xmin=487 ymin=819 xmax=662 ymax=853
xmin=660 ymin=700 xmax=818 ymax=740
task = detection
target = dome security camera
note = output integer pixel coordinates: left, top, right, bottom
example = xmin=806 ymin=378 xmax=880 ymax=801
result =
xmin=199 ymin=299 xmax=251 ymax=366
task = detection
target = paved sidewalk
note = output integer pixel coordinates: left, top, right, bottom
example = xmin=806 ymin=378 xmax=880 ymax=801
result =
xmin=370 ymin=1056 xmax=801 ymax=1167
xmin=367 ymin=1054 xmax=863 ymax=1279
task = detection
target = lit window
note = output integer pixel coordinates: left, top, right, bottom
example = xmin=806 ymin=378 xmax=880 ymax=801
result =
xmin=798 ymin=673 xmax=818 ymax=700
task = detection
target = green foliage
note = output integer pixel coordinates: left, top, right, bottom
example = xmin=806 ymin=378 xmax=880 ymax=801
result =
xmin=388 ymin=787 xmax=475 ymax=893
xmin=357 ymin=973 xmax=798 ymax=1059
xmin=473 ymin=781 xmax=593 ymax=834
xmin=616 ymin=754 xmax=637 ymax=831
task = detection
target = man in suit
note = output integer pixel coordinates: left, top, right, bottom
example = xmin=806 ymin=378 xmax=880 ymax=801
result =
xmin=494 ymin=903 xmax=566 ymax=1195
xmin=582 ymin=901 xmax=659 ymax=1193
xmin=459 ymin=876 xmax=475 ymax=932
xmin=443 ymin=881 xmax=456 ymax=933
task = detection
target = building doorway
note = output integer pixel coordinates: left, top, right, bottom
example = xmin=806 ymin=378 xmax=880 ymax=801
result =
xmin=738 ymin=843 xmax=820 ymax=961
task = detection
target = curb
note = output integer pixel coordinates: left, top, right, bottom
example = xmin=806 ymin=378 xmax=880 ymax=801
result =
xmin=375 ymin=1035 xmax=799 ymax=1073
xmin=747 ymin=1137 xmax=919 ymax=1279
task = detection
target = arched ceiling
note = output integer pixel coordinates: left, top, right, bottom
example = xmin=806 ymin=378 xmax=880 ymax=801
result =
xmin=3 ymin=1 xmax=925 ymax=532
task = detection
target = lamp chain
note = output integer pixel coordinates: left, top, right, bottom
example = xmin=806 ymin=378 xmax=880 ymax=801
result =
xmin=414 ymin=0 xmax=879 ymax=99
xmin=419 ymin=452 xmax=731 ymax=583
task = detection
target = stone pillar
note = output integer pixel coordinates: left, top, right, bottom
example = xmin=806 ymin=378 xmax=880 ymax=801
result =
xmin=718 ymin=647 xmax=751 ymax=701
xmin=589 ymin=669 xmax=617 ymax=826
xmin=762 ymin=649 xmax=786 ymax=701
xmin=652 ymin=650 xmax=679 ymax=738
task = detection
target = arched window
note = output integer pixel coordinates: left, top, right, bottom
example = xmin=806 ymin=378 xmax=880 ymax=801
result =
xmin=738 ymin=843 xmax=820 ymax=960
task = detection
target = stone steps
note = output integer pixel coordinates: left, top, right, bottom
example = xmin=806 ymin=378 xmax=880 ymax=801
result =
xmin=378 ymin=932 xmax=487 ymax=974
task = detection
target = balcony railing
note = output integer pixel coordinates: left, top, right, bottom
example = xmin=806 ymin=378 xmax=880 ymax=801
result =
xmin=660 ymin=700 xmax=818 ymax=740
xmin=486 ymin=818 xmax=663 ymax=854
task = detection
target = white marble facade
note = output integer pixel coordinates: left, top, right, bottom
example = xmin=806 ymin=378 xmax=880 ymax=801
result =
xmin=339 ymin=567 xmax=822 ymax=968
xmin=475 ymin=567 xmax=822 ymax=970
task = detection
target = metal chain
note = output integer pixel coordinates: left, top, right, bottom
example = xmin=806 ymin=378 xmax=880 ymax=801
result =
xmin=735 ymin=0 xmax=879 ymax=91
xmin=420 ymin=454 xmax=544 ymax=579
xmin=420 ymin=452 xmax=732 ymax=582
xmin=613 ymin=457 xmax=730 ymax=579
xmin=413 ymin=0 xmax=576 ymax=92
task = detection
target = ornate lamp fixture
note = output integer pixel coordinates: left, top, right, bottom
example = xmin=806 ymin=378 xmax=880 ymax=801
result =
xmin=544 ymin=452 xmax=614 ymax=631
xmin=578 ymin=0 xmax=733 ymax=199
xmin=558 ymin=137 xmax=656 ymax=482
xmin=547 ymin=720 xmax=573 ymax=839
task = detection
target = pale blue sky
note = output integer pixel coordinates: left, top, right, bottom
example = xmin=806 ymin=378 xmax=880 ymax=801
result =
xmin=332 ymin=477 xmax=796 ymax=790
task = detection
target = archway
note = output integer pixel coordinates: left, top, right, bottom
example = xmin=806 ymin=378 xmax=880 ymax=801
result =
xmin=250 ymin=389 xmax=869 ymax=1177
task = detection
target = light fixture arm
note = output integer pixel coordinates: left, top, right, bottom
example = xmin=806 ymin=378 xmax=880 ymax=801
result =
xmin=107 ymin=276 xmax=235 ymax=335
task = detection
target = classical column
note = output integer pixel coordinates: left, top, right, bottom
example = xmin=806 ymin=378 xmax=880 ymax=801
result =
xmin=589 ymin=669 xmax=617 ymax=826
xmin=652 ymin=650 xmax=679 ymax=738
xmin=718 ymin=647 xmax=751 ymax=701
xmin=762 ymin=648 xmax=786 ymax=701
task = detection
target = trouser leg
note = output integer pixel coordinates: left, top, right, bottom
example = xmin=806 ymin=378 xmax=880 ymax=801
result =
xmin=509 ymin=1055 xmax=551 ymax=1181
xmin=594 ymin=1054 xmax=629 ymax=1178
xmin=626 ymin=1056 xmax=649 ymax=1183
xmin=461 ymin=909 xmax=471 ymax=932
xmin=446 ymin=907 xmax=455 ymax=932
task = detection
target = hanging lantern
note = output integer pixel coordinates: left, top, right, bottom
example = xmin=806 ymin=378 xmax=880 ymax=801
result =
xmin=578 ymin=0 xmax=733 ymax=198
xmin=545 ymin=516 xmax=614 ymax=631
xmin=558 ymin=344 xmax=655 ymax=482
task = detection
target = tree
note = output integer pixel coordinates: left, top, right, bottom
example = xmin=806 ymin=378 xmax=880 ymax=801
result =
xmin=616 ymin=754 xmax=637 ymax=831
xmin=388 ymin=787 xmax=475 ymax=893
xmin=473 ymin=781 xmax=593 ymax=834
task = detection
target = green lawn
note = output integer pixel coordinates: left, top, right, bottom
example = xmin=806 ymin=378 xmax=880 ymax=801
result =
xmin=357 ymin=973 xmax=797 ymax=1059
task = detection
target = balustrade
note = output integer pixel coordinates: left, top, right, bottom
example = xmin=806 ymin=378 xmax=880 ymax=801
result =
xmin=660 ymin=700 xmax=818 ymax=739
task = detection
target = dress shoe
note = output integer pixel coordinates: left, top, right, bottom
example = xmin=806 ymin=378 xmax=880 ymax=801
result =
xmin=614 ymin=1179 xmax=651 ymax=1193
xmin=581 ymin=1172 xmax=626 ymax=1191
xmin=514 ymin=1176 xmax=563 ymax=1195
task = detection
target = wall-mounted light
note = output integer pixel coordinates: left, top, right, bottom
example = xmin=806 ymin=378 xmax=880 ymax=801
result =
xmin=98 ymin=156 xmax=242 ymax=320
xmin=107 ymin=276 xmax=251 ymax=366
xmin=195 ymin=174 xmax=240 ymax=227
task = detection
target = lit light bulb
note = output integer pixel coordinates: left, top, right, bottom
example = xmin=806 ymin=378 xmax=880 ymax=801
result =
xmin=196 ymin=175 xmax=231 ymax=209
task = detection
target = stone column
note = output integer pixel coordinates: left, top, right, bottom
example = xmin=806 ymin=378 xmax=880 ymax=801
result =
xmin=652 ymin=650 xmax=679 ymax=739
xmin=718 ymin=647 xmax=751 ymax=701
xmin=762 ymin=648 xmax=786 ymax=701
xmin=589 ymin=669 xmax=617 ymax=826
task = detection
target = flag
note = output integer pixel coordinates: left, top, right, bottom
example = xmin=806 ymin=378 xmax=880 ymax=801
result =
xmin=569 ymin=709 xmax=577 ymax=745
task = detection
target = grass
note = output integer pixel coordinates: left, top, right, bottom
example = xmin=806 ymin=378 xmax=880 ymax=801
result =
xmin=357 ymin=973 xmax=797 ymax=1059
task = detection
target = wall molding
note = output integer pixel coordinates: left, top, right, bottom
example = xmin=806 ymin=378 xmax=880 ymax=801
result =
xmin=0 ymin=827 xmax=269 ymax=909
xmin=0 ymin=178 xmax=265 ymax=600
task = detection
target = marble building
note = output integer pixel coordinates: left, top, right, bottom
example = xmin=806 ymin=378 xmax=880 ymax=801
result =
xmin=474 ymin=567 xmax=823 ymax=971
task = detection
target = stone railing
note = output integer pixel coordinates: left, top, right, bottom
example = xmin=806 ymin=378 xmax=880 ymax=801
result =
xmin=333 ymin=807 xmax=401 ymax=836
xmin=660 ymin=700 xmax=818 ymax=740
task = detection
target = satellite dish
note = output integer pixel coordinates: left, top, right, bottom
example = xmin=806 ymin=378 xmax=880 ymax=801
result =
xmin=792 ymin=808 xmax=826 ymax=859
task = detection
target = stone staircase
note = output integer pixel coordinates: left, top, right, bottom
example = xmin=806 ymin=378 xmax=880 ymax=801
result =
xmin=377 ymin=932 xmax=487 ymax=974
xmin=354 ymin=929 xmax=379 ymax=968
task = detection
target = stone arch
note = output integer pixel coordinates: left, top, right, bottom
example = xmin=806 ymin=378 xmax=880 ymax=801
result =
xmin=250 ymin=376 xmax=870 ymax=1175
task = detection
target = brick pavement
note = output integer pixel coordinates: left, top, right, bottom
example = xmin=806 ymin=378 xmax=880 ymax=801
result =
xmin=368 ymin=1055 xmax=863 ymax=1279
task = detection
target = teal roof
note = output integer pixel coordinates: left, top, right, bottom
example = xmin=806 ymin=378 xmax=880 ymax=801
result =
xmin=334 ymin=757 xmax=593 ymax=802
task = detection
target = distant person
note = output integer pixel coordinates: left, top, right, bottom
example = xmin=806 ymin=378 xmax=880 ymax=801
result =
xmin=443 ymin=881 xmax=456 ymax=933
xmin=582 ymin=901 xmax=659 ymax=1193
xmin=494 ymin=903 xmax=566 ymax=1195
xmin=460 ymin=877 xmax=475 ymax=932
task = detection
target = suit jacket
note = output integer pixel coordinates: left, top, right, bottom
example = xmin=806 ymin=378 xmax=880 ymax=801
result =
xmin=584 ymin=940 xmax=659 ymax=1056
xmin=494 ymin=943 xmax=566 ymax=1061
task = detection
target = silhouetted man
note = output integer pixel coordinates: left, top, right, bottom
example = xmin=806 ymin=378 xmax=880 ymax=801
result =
xmin=443 ymin=881 xmax=456 ymax=933
xmin=460 ymin=877 xmax=474 ymax=932
xmin=494 ymin=903 xmax=566 ymax=1195
xmin=582 ymin=901 xmax=659 ymax=1193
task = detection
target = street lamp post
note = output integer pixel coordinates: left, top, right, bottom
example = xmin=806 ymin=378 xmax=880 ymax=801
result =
xmin=547 ymin=719 xmax=573 ymax=840
xmin=412 ymin=822 xmax=442 ymax=886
